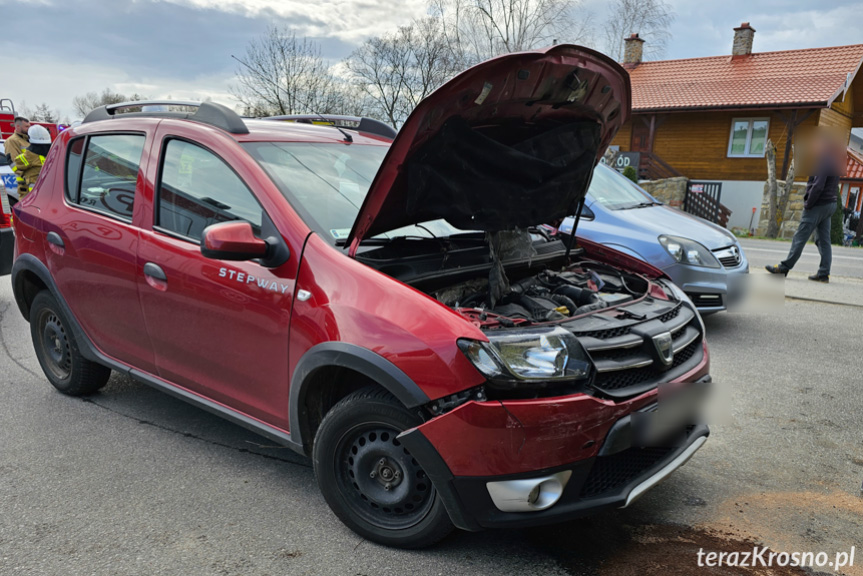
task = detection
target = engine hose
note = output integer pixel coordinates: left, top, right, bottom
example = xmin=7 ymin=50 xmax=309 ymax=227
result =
xmin=549 ymin=293 xmax=578 ymax=316
xmin=553 ymin=284 xmax=599 ymax=307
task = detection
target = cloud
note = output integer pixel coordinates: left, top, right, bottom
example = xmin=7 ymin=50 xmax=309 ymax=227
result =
xmin=154 ymin=0 xmax=427 ymax=43
xmin=663 ymin=0 xmax=863 ymax=59
xmin=2 ymin=0 xmax=863 ymax=120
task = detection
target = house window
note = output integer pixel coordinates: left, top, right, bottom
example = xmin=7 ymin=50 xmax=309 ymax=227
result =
xmin=727 ymin=118 xmax=770 ymax=158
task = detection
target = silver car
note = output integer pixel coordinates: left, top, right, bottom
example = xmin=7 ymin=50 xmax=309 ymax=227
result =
xmin=561 ymin=165 xmax=749 ymax=313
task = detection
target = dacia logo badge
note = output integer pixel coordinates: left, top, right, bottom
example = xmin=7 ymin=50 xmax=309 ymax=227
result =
xmin=652 ymin=332 xmax=674 ymax=366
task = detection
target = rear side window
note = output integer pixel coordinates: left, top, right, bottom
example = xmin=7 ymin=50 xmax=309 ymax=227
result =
xmin=65 ymin=138 xmax=85 ymax=201
xmin=157 ymin=139 xmax=263 ymax=241
xmin=67 ymin=134 xmax=146 ymax=220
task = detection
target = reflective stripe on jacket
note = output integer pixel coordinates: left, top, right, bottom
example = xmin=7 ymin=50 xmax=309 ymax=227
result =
xmin=13 ymin=150 xmax=45 ymax=197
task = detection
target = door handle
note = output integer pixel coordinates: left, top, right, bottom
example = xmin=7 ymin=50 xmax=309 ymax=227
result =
xmin=143 ymin=262 xmax=167 ymax=282
xmin=47 ymin=231 xmax=65 ymax=248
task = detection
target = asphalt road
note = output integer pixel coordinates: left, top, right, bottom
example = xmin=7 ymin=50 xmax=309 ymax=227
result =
xmin=1 ymin=277 xmax=862 ymax=576
xmin=739 ymin=238 xmax=863 ymax=279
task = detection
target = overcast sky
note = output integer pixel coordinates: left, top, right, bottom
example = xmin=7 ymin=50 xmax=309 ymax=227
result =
xmin=2 ymin=0 xmax=862 ymax=120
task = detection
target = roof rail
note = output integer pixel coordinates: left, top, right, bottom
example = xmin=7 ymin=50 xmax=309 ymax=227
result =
xmin=264 ymin=114 xmax=397 ymax=140
xmin=82 ymin=101 xmax=249 ymax=135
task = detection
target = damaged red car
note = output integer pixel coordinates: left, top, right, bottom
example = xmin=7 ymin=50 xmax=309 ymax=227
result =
xmin=11 ymin=44 xmax=710 ymax=548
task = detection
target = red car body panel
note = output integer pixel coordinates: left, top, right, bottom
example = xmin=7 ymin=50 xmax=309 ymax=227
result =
xmin=32 ymin=127 xmax=156 ymax=371
xmin=289 ymin=233 xmax=488 ymax=404
xmin=411 ymin=343 xmax=708 ymax=477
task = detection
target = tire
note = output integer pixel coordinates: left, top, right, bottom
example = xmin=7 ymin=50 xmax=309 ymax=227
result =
xmin=29 ymin=290 xmax=111 ymax=396
xmin=313 ymin=387 xmax=454 ymax=548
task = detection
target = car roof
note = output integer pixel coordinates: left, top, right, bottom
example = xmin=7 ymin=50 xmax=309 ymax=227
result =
xmin=236 ymin=119 xmax=392 ymax=145
xmin=68 ymin=115 xmax=391 ymax=147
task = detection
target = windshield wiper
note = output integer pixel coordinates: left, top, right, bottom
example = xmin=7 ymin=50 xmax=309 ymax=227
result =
xmin=621 ymin=201 xmax=659 ymax=210
xmin=335 ymin=235 xmax=433 ymax=247
xmin=335 ymin=232 xmax=486 ymax=248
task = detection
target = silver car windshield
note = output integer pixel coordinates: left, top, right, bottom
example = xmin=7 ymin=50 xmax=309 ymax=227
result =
xmin=588 ymin=165 xmax=655 ymax=210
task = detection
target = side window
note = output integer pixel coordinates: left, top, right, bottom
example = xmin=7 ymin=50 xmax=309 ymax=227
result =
xmin=157 ymin=139 xmax=263 ymax=240
xmin=73 ymin=134 xmax=146 ymax=220
xmin=65 ymin=138 xmax=85 ymax=202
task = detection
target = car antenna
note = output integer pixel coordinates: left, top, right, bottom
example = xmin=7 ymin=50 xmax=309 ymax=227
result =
xmin=315 ymin=112 xmax=353 ymax=143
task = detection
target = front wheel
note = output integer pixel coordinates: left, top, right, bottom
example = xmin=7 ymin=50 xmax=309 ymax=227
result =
xmin=312 ymin=387 xmax=454 ymax=548
xmin=29 ymin=291 xmax=111 ymax=396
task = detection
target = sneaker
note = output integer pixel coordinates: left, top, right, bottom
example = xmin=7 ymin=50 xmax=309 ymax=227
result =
xmin=808 ymin=274 xmax=829 ymax=283
xmin=765 ymin=264 xmax=788 ymax=276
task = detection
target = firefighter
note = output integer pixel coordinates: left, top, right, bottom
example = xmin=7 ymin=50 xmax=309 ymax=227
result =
xmin=13 ymin=125 xmax=51 ymax=198
xmin=3 ymin=116 xmax=30 ymax=162
xmin=5 ymin=117 xmax=30 ymax=193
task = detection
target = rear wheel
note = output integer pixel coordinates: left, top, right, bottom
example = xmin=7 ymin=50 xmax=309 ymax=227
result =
xmin=30 ymin=291 xmax=111 ymax=396
xmin=312 ymin=387 xmax=453 ymax=548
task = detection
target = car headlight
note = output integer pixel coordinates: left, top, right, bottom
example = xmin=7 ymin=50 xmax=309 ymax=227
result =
xmin=658 ymin=235 xmax=720 ymax=268
xmin=458 ymin=326 xmax=592 ymax=386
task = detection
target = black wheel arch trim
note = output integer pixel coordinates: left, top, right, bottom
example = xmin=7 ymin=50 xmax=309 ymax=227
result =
xmin=12 ymin=254 xmax=99 ymax=362
xmin=289 ymin=342 xmax=431 ymax=452
xmin=396 ymin=427 xmax=483 ymax=532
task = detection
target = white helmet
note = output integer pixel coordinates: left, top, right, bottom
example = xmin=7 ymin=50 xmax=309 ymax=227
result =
xmin=28 ymin=125 xmax=52 ymax=145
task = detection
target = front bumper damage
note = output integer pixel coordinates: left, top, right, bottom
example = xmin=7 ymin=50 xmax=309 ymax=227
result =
xmin=398 ymin=354 xmax=711 ymax=532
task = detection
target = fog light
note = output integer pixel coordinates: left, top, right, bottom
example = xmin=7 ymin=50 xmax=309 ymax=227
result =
xmin=528 ymin=484 xmax=541 ymax=505
xmin=486 ymin=471 xmax=572 ymax=512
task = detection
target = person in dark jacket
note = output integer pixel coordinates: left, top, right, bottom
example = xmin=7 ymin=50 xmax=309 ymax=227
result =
xmin=766 ymin=131 xmax=842 ymax=282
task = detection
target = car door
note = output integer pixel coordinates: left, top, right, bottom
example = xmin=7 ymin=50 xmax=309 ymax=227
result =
xmin=43 ymin=129 xmax=156 ymax=372
xmin=137 ymin=126 xmax=297 ymax=427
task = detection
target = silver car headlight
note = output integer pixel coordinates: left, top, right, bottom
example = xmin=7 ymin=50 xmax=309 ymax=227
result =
xmin=458 ymin=326 xmax=592 ymax=385
xmin=658 ymin=235 xmax=720 ymax=269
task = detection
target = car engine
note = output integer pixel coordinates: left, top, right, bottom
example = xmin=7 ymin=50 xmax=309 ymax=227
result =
xmin=434 ymin=262 xmax=651 ymax=329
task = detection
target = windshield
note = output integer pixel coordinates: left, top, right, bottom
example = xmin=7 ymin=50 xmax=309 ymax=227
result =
xmin=243 ymin=142 xmax=466 ymax=242
xmin=587 ymin=164 xmax=657 ymax=210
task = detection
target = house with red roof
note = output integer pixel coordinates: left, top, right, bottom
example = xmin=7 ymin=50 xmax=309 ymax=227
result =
xmin=843 ymin=148 xmax=863 ymax=213
xmin=609 ymin=23 xmax=863 ymax=229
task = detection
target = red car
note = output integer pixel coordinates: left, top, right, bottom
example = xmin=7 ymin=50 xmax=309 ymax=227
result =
xmin=11 ymin=45 xmax=710 ymax=548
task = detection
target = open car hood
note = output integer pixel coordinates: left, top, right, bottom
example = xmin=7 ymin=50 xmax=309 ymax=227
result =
xmin=347 ymin=44 xmax=631 ymax=255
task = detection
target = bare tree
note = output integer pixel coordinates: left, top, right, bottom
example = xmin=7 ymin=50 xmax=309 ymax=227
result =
xmin=72 ymin=88 xmax=149 ymax=117
xmin=430 ymin=0 xmax=592 ymax=67
xmin=231 ymin=27 xmax=346 ymax=116
xmin=602 ymin=0 xmax=674 ymax=61
xmin=344 ymin=18 xmax=460 ymax=127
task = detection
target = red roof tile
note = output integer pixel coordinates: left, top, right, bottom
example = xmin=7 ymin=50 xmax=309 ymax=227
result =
xmin=626 ymin=44 xmax=863 ymax=112
xmin=846 ymin=148 xmax=863 ymax=180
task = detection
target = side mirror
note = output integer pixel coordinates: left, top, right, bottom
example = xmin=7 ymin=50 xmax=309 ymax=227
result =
xmin=0 ymin=154 xmax=10 ymax=167
xmin=201 ymin=221 xmax=269 ymax=261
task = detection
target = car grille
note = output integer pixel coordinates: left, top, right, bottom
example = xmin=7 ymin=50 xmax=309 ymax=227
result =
xmin=574 ymin=303 xmax=704 ymax=399
xmin=575 ymin=325 xmax=631 ymax=340
xmin=592 ymin=339 xmax=699 ymax=392
xmin=713 ymin=245 xmax=742 ymax=268
xmin=579 ymin=446 xmax=675 ymax=499
xmin=578 ymin=425 xmax=698 ymax=499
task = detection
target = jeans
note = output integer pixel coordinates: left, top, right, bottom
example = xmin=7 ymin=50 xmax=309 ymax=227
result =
xmin=780 ymin=202 xmax=836 ymax=276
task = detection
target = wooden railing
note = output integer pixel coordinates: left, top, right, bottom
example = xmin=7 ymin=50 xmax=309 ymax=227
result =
xmin=684 ymin=188 xmax=732 ymax=228
xmin=638 ymin=152 xmax=683 ymax=180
